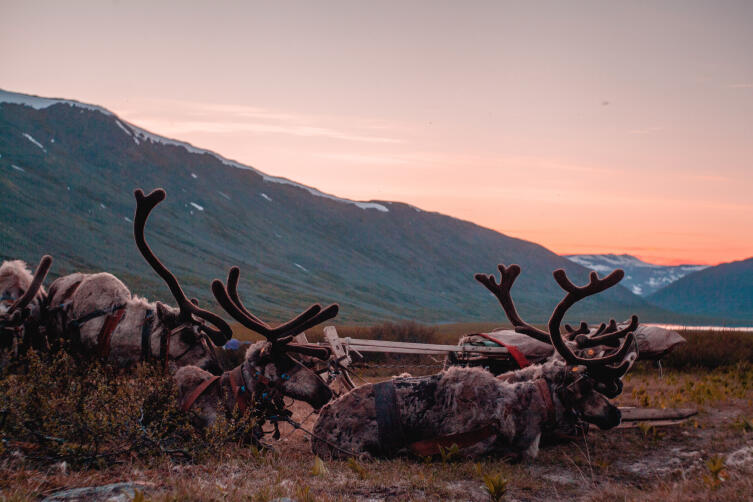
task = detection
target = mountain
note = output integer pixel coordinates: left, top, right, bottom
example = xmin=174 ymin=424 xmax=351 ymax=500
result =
xmin=0 ymin=89 xmax=669 ymax=325
xmin=565 ymin=254 xmax=708 ymax=296
xmin=647 ymin=257 xmax=753 ymax=323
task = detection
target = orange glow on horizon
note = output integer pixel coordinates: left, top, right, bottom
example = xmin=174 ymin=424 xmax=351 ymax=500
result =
xmin=1 ymin=1 xmax=751 ymax=267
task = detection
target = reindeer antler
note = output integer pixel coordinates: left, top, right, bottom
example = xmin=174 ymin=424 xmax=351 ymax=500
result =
xmin=474 ymin=264 xmax=552 ymax=343
xmin=548 ymin=269 xmax=637 ymax=380
xmin=8 ymin=255 xmax=52 ymax=314
xmin=211 ymin=266 xmax=337 ymax=359
xmin=133 ymin=188 xmax=231 ymax=345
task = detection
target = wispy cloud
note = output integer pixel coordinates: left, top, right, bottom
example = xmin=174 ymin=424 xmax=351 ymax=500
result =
xmin=727 ymin=83 xmax=753 ymax=89
xmin=315 ymin=153 xmax=411 ymax=165
xmin=119 ymin=98 xmax=404 ymax=144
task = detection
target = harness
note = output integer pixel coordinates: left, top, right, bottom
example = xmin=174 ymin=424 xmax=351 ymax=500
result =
xmin=372 ymin=377 xmax=556 ymax=457
xmin=1 ymin=294 xmax=45 ymax=353
xmin=50 ymin=281 xmax=213 ymax=369
xmin=181 ymin=364 xmax=293 ymax=439
xmin=67 ymin=303 xmax=127 ymax=360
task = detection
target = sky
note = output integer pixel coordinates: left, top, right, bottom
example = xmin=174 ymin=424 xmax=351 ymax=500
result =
xmin=1 ymin=1 xmax=751 ymax=265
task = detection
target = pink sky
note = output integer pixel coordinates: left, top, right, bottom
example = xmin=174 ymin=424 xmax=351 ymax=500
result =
xmin=2 ymin=1 xmax=751 ymax=265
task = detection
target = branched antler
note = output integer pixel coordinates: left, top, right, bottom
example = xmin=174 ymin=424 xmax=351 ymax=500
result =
xmin=548 ymin=269 xmax=637 ymax=380
xmin=475 ymin=263 xmax=638 ymax=387
xmin=474 ymin=264 xmax=551 ymax=343
xmin=212 ymin=266 xmax=336 ymax=360
xmin=133 ymin=188 xmax=231 ymax=345
xmin=1 ymin=255 xmax=52 ymax=327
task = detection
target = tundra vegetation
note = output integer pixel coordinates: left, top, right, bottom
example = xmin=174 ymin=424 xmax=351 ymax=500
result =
xmin=1 ymin=324 xmax=753 ymax=500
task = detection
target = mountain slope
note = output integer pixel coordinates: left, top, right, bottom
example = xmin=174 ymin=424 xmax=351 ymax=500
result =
xmin=647 ymin=257 xmax=753 ymax=323
xmin=565 ymin=254 xmax=707 ymax=296
xmin=0 ymin=89 xmax=667 ymax=324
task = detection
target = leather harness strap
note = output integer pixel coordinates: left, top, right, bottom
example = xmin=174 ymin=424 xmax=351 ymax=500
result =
xmin=535 ymin=378 xmax=555 ymax=427
xmin=473 ymin=333 xmax=532 ymax=369
xmin=373 ymin=381 xmax=407 ymax=456
xmin=140 ymin=309 xmax=155 ymax=362
xmin=181 ymin=366 xmax=259 ymax=416
xmin=228 ymin=365 xmax=253 ymax=414
xmin=408 ymin=424 xmax=497 ymax=457
xmin=181 ymin=375 xmax=221 ymax=412
xmin=96 ymin=307 xmax=126 ymax=360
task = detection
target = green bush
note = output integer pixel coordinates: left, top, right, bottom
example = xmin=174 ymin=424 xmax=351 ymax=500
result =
xmin=0 ymin=350 xmax=258 ymax=469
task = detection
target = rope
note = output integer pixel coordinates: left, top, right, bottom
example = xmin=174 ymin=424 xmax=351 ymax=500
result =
xmin=354 ymin=362 xmax=446 ymax=370
xmin=279 ymin=415 xmax=363 ymax=459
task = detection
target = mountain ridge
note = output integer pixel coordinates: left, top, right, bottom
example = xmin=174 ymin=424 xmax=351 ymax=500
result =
xmin=0 ymin=89 xmax=700 ymax=325
xmin=565 ymin=253 xmax=708 ymax=296
xmin=647 ymin=257 xmax=753 ymax=323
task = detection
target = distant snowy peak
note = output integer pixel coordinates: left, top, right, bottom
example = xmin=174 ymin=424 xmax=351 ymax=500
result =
xmin=0 ymin=88 xmax=389 ymax=213
xmin=565 ymin=254 xmax=708 ymax=297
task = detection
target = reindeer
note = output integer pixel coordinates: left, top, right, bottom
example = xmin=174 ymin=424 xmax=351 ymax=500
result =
xmin=0 ymin=256 xmax=53 ymax=353
xmin=43 ymin=189 xmax=231 ymax=373
xmin=311 ymin=267 xmax=637 ymax=460
xmin=174 ymin=266 xmax=337 ymax=438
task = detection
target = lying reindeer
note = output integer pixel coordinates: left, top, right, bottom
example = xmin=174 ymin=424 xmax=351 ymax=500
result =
xmin=175 ymin=266 xmax=337 ymax=437
xmin=311 ymin=267 xmax=637 ymax=460
xmin=0 ymin=256 xmax=53 ymax=353
xmin=44 ymin=189 xmax=231 ymax=373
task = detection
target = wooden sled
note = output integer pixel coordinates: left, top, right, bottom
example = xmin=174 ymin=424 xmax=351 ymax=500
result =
xmin=616 ymin=406 xmax=698 ymax=428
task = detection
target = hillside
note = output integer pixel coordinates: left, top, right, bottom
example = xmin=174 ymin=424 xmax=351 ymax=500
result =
xmin=565 ymin=254 xmax=707 ymax=296
xmin=1 ymin=89 xmax=669 ymax=325
xmin=647 ymin=257 xmax=753 ymax=323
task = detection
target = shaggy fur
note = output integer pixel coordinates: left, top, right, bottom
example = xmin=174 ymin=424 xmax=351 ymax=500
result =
xmin=175 ymin=341 xmax=333 ymax=429
xmin=45 ymin=272 xmax=222 ymax=374
xmin=0 ymin=260 xmax=46 ymax=314
xmin=311 ymin=360 xmax=621 ymax=460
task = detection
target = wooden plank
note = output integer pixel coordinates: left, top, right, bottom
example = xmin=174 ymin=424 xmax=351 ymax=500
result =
xmin=341 ymin=337 xmax=511 ymax=355
xmin=618 ymin=407 xmax=697 ymax=422
xmin=616 ymin=419 xmax=692 ymax=429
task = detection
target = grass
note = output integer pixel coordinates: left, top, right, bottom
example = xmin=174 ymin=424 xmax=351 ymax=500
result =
xmin=2 ymin=326 xmax=753 ymax=500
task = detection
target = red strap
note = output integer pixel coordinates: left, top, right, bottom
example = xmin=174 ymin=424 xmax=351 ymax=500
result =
xmin=181 ymin=375 xmax=221 ymax=412
xmin=228 ymin=366 xmax=252 ymax=414
xmin=97 ymin=308 xmax=126 ymax=360
xmin=408 ymin=424 xmax=496 ymax=457
xmin=535 ymin=379 xmax=555 ymax=426
xmin=473 ymin=333 xmax=531 ymax=368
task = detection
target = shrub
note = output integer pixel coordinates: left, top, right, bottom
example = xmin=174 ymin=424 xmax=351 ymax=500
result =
xmin=0 ymin=350 xmax=258 ymax=469
xmin=663 ymin=329 xmax=753 ymax=369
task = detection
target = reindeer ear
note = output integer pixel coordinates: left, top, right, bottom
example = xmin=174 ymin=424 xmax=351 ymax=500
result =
xmin=156 ymin=302 xmax=179 ymax=326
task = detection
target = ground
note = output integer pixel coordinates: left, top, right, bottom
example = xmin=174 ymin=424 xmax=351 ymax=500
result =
xmin=2 ymin=363 xmax=753 ymax=501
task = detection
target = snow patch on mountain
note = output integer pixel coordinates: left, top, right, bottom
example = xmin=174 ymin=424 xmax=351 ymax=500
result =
xmin=565 ymin=254 xmax=708 ymax=297
xmin=22 ymin=133 xmax=46 ymax=152
xmin=1 ymin=88 xmax=390 ymax=213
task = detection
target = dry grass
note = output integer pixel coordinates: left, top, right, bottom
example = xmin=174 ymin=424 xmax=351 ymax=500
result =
xmin=3 ymin=325 xmax=753 ymax=501
xmin=3 ymin=365 xmax=753 ymax=501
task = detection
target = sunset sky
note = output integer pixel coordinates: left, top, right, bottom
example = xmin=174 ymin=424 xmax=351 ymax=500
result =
xmin=2 ymin=1 xmax=751 ymax=265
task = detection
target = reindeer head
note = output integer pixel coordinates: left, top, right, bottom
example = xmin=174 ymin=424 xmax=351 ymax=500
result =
xmin=0 ymin=256 xmax=52 ymax=349
xmin=212 ymin=266 xmax=336 ymax=410
xmin=540 ymin=362 xmax=623 ymax=430
xmin=134 ymin=189 xmax=232 ymax=372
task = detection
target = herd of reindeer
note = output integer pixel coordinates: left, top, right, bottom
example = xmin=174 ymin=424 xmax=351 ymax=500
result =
xmin=0 ymin=188 xmax=643 ymax=462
